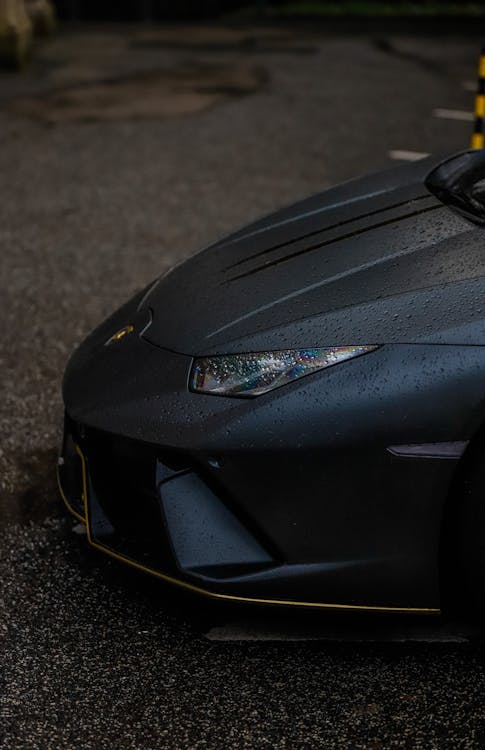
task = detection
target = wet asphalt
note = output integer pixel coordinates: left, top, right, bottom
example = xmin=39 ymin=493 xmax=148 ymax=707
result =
xmin=2 ymin=23 xmax=485 ymax=749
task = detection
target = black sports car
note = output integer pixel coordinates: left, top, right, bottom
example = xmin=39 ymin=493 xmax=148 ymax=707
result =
xmin=59 ymin=149 xmax=485 ymax=616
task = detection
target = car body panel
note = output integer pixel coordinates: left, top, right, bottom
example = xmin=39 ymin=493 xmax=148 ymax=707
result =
xmin=140 ymin=159 xmax=482 ymax=354
xmin=63 ymin=288 xmax=485 ymax=609
xmin=60 ymin=154 xmax=485 ymax=611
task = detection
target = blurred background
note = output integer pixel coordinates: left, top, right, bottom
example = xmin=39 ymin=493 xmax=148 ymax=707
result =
xmin=2 ymin=1 xmax=485 ymax=67
xmin=51 ymin=0 xmax=485 ymax=22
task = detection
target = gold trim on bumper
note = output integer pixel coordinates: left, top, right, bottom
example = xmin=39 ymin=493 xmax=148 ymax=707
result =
xmin=61 ymin=444 xmax=441 ymax=615
xmin=57 ymin=463 xmax=86 ymax=525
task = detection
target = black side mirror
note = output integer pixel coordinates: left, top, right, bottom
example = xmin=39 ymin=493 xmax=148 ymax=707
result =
xmin=425 ymin=149 xmax=485 ymax=225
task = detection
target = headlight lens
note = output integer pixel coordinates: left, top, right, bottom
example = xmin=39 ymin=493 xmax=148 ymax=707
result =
xmin=190 ymin=345 xmax=378 ymax=397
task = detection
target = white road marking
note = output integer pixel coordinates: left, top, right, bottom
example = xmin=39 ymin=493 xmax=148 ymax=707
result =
xmin=388 ymin=150 xmax=430 ymax=162
xmin=433 ymin=107 xmax=474 ymax=122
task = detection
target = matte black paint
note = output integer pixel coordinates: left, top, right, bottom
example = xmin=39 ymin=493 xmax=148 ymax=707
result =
xmin=61 ymin=152 xmax=485 ymax=609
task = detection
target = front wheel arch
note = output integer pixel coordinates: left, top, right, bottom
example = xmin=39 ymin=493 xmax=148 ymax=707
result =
xmin=439 ymin=420 xmax=485 ymax=617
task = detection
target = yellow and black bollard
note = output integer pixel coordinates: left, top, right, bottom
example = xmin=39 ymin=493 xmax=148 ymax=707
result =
xmin=471 ymin=47 xmax=485 ymax=149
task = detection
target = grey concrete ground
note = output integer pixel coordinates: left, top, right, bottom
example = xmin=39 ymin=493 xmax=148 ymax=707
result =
xmin=1 ymin=23 xmax=485 ymax=749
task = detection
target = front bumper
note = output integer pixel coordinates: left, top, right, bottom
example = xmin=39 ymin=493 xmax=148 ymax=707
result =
xmin=60 ymin=291 xmax=485 ymax=613
xmin=58 ymin=414 xmax=441 ymax=614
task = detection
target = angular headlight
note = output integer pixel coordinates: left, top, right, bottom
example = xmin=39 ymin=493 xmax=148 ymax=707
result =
xmin=190 ymin=346 xmax=378 ymax=398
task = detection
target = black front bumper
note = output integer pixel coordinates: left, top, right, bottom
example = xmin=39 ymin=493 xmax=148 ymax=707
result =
xmin=58 ymin=414 xmax=440 ymax=614
xmin=59 ymin=413 xmax=273 ymax=568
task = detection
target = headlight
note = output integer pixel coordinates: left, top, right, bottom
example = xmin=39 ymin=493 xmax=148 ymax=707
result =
xmin=190 ymin=346 xmax=378 ymax=398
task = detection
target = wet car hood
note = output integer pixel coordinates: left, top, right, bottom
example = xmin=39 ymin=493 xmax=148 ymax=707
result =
xmin=142 ymin=156 xmax=485 ymax=354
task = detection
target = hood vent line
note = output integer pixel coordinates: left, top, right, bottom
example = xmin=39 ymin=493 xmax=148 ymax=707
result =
xmin=225 ymin=203 xmax=443 ymax=285
xmin=225 ymin=193 xmax=432 ymax=274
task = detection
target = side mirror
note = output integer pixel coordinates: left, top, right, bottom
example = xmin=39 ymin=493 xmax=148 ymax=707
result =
xmin=425 ymin=149 xmax=485 ymax=225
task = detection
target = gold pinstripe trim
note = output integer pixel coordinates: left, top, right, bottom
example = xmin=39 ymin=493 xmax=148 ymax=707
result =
xmin=73 ymin=445 xmax=440 ymax=615
xmin=57 ymin=463 xmax=86 ymax=525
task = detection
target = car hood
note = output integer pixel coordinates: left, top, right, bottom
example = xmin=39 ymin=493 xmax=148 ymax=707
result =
xmin=142 ymin=156 xmax=485 ymax=354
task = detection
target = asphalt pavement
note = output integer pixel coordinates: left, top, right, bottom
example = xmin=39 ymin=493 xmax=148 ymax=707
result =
xmin=1 ymin=23 xmax=485 ymax=749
